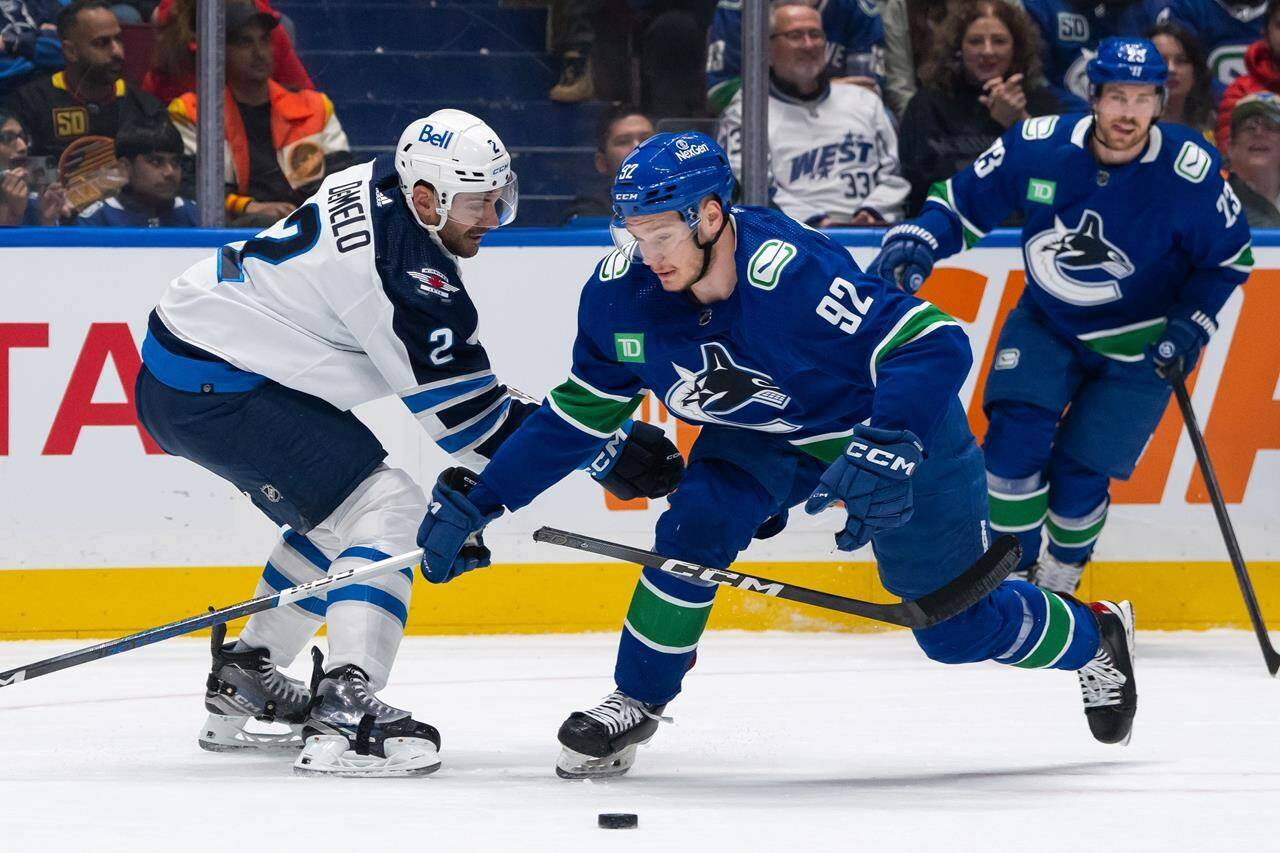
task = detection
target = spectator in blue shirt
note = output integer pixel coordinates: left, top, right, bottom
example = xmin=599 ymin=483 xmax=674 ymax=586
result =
xmin=77 ymin=116 xmax=197 ymax=226
xmin=1 ymin=0 xmax=64 ymax=99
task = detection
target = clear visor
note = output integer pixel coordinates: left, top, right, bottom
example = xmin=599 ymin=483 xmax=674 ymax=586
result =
xmin=609 ymin=213 xmax=698 ymax=265
xmin=446 ymin=174 xmax=519 ymax=229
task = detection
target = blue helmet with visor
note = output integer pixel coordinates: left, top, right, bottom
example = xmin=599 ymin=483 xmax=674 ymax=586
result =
xmin=609 ymin=131 xmax=735 ymax=266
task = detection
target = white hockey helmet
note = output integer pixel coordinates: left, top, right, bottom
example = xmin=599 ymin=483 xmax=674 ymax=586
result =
xmin=395 ymin=109 xmax=518 ymax=232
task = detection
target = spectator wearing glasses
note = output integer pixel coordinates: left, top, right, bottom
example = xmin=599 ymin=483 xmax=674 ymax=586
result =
xmin=718 ymin=0 xmax=908 ymax=226
xmin=900 ymin=0 xmax=1058 ymax=215
xmin=0 ymin=108 xmax=70 ymax=225
xmin=76 ymin=116 xmax=196 ymax=226
xmin=1225 ymin=91 xmax=1280 ymax=226
xmin=706 ymin=0 xmax=884 ymax=114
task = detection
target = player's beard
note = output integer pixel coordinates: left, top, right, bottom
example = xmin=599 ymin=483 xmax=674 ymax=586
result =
xmin=441 ymin=225 xmax=488 ymax=258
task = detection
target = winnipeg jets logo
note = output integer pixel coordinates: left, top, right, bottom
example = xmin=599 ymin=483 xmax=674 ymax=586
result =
xmin=1025 ymin=210 xmax=1134 ymax=306
xmin=408 ymin=268 xmax=459 ymax=299
xmin=664 ymin=343 xmax=799 ymax=433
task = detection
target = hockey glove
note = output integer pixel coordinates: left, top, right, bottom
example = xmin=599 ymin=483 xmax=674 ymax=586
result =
xmin=1149 ymin=313 xmax=1212 ymax=380
xmin=589 ymin=420 xmax=685 ymax=501
xmin=868 ymin=225 xmax=937 ymax=294
xmin=802 ymin=424 xmax=923 ymax=552
xmin=418 ymin=467 xmax=504 ymax=584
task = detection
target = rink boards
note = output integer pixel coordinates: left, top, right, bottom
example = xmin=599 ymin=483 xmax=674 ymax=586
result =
xmin=0 ymin=228 xmax=1276 ymax=637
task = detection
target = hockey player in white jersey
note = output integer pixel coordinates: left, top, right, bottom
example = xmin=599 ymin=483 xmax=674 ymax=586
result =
xmin=135 ymin=110 xmax=683 ymax=776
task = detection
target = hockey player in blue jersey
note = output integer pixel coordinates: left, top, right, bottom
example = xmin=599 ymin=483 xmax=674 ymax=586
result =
xmin=134 ymin=110 xmax=683 ymax=777
xmin=417 ymin=131 xmax=1140 ymax=779
xmin=870 ymin=39 xmax=1252 ymax=594
xmin=1023 ymin=0 xmax=1164 ymax=110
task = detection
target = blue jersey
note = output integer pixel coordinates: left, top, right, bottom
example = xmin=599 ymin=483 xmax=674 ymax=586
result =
xmin=705 ymin=0 xmax=884 ymax=113
xmin=1155 ymin=0 xmax=1265 ymax=85
xmin=76 ymin=194 xmax=200 ymax=228
xmin=909 ymin=114 xmax=1252 ymax=360
xmin=475 ymin=206 xmax=973 ymax=511
xmin=1023 ymin=0 xmax=1163 ymax=111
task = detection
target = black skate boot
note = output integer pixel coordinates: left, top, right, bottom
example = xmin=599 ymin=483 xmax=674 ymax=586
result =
xmin=198 ymin=623 xmax=310 ymax=752
xmin=1078 ymin=600 xmax=1137 ymax=745
xmin=556 ymin=689 xmax=670 ymax=779
xmin=294 ymin=648 xmax=441 ymax=777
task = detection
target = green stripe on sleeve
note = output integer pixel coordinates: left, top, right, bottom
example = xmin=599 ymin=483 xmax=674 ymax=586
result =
xmin=869 ymin=303 xmax=959 ymax=385
xmin=547 ymin=376 xmax=643 ymax=438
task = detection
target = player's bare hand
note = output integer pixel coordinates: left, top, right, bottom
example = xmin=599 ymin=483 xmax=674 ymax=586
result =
xmin=849 ymin=209 xmax=885 ymax=227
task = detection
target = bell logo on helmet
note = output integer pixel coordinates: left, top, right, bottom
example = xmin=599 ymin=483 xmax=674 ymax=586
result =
xmin=418 ymin=124 xmax=455 ymax=149
xmin=674 ymin=142 xmax=711 ymax=162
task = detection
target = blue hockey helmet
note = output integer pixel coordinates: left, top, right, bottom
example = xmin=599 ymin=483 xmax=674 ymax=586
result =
xmin=611 ymin=132 xmax=734 ymax=223
xmin=1087 ymin=37 xmax=1169 ymax=90
xmin=609 ymin=132 xmax=734 ymax=263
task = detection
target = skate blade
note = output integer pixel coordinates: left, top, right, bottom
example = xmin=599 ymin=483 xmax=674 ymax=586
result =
xmin=555 ymin=744 xmax=638 ymax=780
xmin=198 ymin=714 xmax=304 ymax=752
xmin=293 ymin=734 xmax=441 ymax=778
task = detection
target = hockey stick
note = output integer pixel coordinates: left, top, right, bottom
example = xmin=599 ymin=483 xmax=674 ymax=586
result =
xmin=0 ymin=549 xmax=423 ymax=688
xmin=1166 ymin=364 xmax=1280 ymax=676
xmin=534 ymin=527 xmax=1019 ymax=629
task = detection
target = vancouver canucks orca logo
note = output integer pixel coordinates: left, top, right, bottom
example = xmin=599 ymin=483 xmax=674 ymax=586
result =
xmin=664 ymin=343 xmax=799 ymax=433
xmin=1025 ymin=209 xmax=1135 ymax=306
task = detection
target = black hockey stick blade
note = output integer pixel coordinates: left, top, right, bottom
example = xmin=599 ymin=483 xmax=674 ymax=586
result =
xmin=1167 ymin=366 xmax=1280 ymax=676
xmin=534 ymin=527 xmax=1019 ymax=629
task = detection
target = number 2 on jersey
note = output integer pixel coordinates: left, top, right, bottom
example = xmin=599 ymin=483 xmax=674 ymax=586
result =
xmin=217 ymin=204 xmax=321 ymax=283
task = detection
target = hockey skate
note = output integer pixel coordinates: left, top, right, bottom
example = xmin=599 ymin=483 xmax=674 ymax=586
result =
xmin=1078 ymin=600 xmax=1137 ymax=745
xmin=294 ymin=648 xmax=441 ymax=777
xmin=1031 ymin=553 xmax=1086 ymax=593
xmin=555 ymin=689 xmax=670 ymax=779
xmin=198 ymin=623 xmax=310 ymax=752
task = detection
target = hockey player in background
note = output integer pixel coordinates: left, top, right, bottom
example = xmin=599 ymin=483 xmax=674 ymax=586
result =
xmin=870 ymin=38 xmax=1252 ymax=593
xmin=134 ymin=109 xmax=683 ymax=776
xmin=417 ymin=131 xmax=1140 ymax=780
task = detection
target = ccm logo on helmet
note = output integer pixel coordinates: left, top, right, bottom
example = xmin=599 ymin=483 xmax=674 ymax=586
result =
xmin=418 ymin=124 xmax=455 ymax=149
xmin=846 ymin=441 xmax=916 ymax=475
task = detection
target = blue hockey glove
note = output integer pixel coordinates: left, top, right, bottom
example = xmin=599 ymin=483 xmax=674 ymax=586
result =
xmin=1148 ymin=314 xmax=1211 ymax=380
xmin=802 ymin=425 xmax=924 ymax=552
xmin=588 ymin=420 xmax=685 ymax=501
xmin=417 ymin=467 xmax=504 ymax=584
xmin=867 ymin=225 xmax=937 ymax=294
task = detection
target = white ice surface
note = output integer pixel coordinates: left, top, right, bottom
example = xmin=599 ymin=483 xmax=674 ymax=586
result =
xmin=1 ymin=630 xmax=1277 ymax=852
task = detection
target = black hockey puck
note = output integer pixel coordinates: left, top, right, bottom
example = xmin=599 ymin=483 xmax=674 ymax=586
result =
xmin=598 ymin=813 xmax=638 ymax=829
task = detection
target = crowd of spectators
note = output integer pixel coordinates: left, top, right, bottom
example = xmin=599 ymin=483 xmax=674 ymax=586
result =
xmin=0 ymin=0 xmax=337 ymax=228
xmin=4 ymin=0 xmax=1280 ymax=231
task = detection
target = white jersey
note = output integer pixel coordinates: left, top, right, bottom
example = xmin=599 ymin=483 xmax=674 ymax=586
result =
xmin=718 ymin=79 xmax=910 ymax=224
xmin=152 ymin=156 xmax=532 ymax=468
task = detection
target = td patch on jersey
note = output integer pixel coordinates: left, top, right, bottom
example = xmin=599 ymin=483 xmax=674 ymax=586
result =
xmin=408 ymin=268 xmax=460 ymax=300
xmin=664 ymin=343 xmax=799 ymax=433
xmin=1024 ymin=210 xmax=1134 ymax=307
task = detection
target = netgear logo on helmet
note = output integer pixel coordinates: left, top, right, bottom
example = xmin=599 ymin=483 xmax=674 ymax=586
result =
xmin=418 ymin=124 xmax=455 ymax=149
xmin=674 ymin=142 xmax=710 ymax=162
